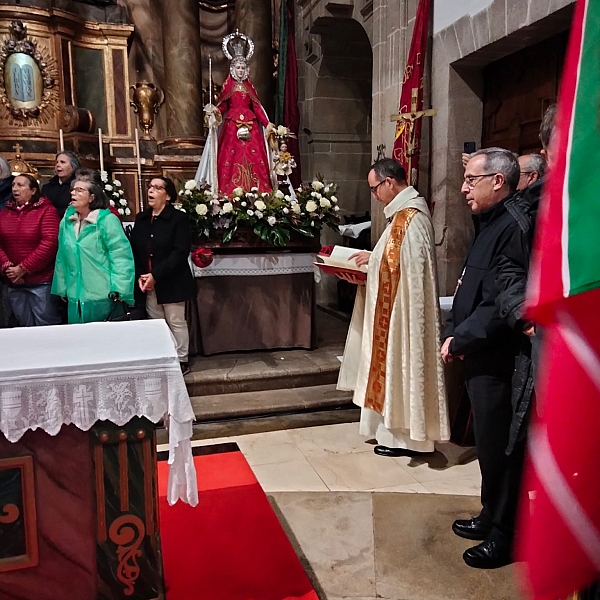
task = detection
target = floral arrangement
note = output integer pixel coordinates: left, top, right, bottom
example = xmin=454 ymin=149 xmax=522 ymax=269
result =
xmin=100 ymin=171 xmax=131 ymax=218
xmin=176 ymin=178 xmax=340 ymax=247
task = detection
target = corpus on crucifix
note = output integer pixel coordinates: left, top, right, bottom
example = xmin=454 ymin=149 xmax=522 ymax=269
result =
xmin=390 ymin=87 xmax=436 ymax=186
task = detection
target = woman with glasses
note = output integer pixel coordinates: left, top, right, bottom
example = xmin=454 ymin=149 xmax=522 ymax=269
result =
xmin=129 ymin=177 xmax=195 ymax=375
xmin=52 ymin=173 xmax=134 ymax=323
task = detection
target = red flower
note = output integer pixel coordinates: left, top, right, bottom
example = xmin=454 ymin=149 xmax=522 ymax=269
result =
xmin=192 ymin=247 xmax=214 ymax=268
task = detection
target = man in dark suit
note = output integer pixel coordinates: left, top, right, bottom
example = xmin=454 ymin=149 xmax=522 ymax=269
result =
xmin=442 ymin=147 xmax=522 ymax=569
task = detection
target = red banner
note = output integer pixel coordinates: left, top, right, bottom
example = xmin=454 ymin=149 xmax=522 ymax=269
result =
xmin=392 ymin=0 xmax=432 ymax=187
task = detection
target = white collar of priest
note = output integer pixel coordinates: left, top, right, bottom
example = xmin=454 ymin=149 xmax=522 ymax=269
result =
xmin=384 ymin=185 xmax=421 ymax=221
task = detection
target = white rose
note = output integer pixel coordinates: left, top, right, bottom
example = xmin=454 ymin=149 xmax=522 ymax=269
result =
xmin=119 ymin=198 xmax=127 ymax=206
xmin=233 ymin=187 xmax=244 ymax=197
xmin=110 ymin=199 xmax=115 ymax=206
xmin=241 ymin=201 xmax=247 ymax=207
xmin=331 ymin=196 xmax=338 ymax=203
xmin=305 ymin=200 xmax=318 ymax=213
xmin=196 ymin=204 xmax=208 ymax=216
xmin=320 ymin=198 xmax=331 ymax=208
xmin=274 ymin=190 xmax=284 ymax=199
xmin=222 ymin=202 xmax=233 ymax=214
xmin=261 ymin=192 xmax=268 ymax=198
xmin=184 ymin=180 xmax=197 ymax=191
xmin=125 ymin=208 xmax=131 ymax=216
xmin=334 ymin=205 xmax=340 ymax=211
xmin=277 ymin=125 xmax=286 ymax=136
xmin=247 ymin=209 xmax=254 ymax=216
xmin=118 ymin=208 xmax=124 ymax=215
xmin=100 ymin=171 xmax=108 ymax=183
xmin=185 ymin=189 xmax=193 ymax=196
xmin=324 ymin=186 xmax=329 ymax=193
xmin=284 ymin=195 xmax=291 ymax=201
xmin=283 ymin=207 xmax=289 ymax=214
xmin=105 ymin=184 xmax=113 ymax=192
xmin=311 ymin=181 xmax=324 ymax=191
xmin=255 ymin=210 xmax=263 ymax=219
xmin=267 ymin=216 xmax=277 ymax=226
xmin=179 ymin=190 xmax=184 ymax=196
xmin=204 ymin=190 xmax=212 ymax=197
xmin=251 ymin=186 xmax=259 ymax=192
xmin=114 ymin=180 xmax=121 ymax=187
xmin=291 ymin=202 xmax=301 ymax=214
xmin=119 ymin=190 xmax=125 ymax=196
xmin=311 ymin=220 xmax=315 ymax=227
xmin=254 ymin=200 xmax=266 ymax=211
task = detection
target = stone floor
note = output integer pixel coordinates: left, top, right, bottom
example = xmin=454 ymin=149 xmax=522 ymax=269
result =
xmin=159 ymin=421 xmax=523 ymax=599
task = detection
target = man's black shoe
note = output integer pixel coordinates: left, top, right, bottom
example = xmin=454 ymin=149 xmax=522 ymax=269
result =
xmin=373 ymin=445 xmax=434 ymax=458
xmin=462 ymin=540 xmax=512 ymax=569
xmin=452 ymin=516 xmax=492 ymax=541
xmin=180 ymin=362 xmax=191 ymax=376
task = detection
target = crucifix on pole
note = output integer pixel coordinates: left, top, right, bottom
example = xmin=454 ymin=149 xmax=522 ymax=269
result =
xmin=390 ymin=87 xmax=436 ymax=186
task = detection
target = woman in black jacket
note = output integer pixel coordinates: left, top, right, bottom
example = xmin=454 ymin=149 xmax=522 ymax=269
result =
xmin=129 ymin=177 xmax=195 ymax=374
xmin=41 ymin=151 xmax=80 ymax=218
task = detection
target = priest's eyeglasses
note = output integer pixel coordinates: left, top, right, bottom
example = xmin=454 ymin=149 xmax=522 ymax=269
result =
xmin=463 ymin=173 xmax=496 ymax=189
xmin=370 ymin=179 xmax=387 ymax=195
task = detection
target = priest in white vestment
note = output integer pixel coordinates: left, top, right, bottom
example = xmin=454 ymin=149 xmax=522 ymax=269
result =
xmin=337 ymin=158 xmax=450 ymax=456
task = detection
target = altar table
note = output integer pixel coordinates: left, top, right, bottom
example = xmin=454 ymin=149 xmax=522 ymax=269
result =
xmin=188 ymin=252 xmax=317 ymax=355
xmin=0 ymin=320 xmax=197 ymax=600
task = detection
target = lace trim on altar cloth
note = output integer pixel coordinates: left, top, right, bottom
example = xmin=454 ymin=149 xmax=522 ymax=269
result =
xmin=0 ymin=369 xmax=186 ymax=443
xmin=190 ymin=252 xmax=318 ymax=278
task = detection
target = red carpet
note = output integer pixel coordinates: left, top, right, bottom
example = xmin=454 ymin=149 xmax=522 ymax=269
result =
xmin=157 ymin=444 xmax=319 ymax=600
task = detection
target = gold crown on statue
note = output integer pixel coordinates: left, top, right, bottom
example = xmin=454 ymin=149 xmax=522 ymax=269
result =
xmin=222 ymin=30 xmax=254 ymax=62
xmin=10 ymin=144 xmax=38 ymax=178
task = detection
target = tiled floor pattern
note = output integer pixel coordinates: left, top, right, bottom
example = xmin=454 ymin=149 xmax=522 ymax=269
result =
xmin=159 ymin=421 xmax=481 ymax=495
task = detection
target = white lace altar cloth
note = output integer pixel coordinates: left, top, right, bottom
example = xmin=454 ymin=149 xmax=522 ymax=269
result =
xmin=0 ymin=319 xmax=198 ymax=507
xmin=190 ymin=252 xmax=317 ymax=278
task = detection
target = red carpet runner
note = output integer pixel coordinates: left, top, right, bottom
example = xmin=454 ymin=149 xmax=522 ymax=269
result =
xmin=157 ymin=443 xmax=319 ymax=600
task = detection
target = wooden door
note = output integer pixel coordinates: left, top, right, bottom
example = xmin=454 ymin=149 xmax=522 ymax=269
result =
xmin=482 ymin=31 xmax=569 ymax=154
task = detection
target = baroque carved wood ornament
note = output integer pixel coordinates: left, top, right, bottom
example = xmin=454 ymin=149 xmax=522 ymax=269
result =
xmin=0 ymin=20 xmax=58 ymax=125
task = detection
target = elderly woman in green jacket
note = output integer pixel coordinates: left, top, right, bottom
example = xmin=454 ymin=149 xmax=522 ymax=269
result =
xmin=52 ymin=174 xmax=134 ymax=323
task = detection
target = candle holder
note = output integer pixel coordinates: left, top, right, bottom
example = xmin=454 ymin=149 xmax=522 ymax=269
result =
xmin=130 ymin=81 xmax=164 ymax=140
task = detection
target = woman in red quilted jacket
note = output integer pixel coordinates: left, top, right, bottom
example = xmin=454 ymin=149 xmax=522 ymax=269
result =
xmin=0 ymin=174 xmax=61 ymax=326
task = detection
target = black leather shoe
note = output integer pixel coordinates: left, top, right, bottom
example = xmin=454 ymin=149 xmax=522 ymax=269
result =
xmin=463 ymin=540 xmax=512 ymax=569
xmin=452 ymin=516 xmax=492 ymax=541
xmin=373 ymin=445 xmax=434 ymax=458
xmin=180 ymin=362 xmax=191 ymax=376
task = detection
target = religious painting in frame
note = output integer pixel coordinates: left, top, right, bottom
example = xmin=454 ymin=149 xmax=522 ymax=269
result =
xmin=0 ymin=20 xmax=58 ymax=124
xmin=0 ymin=455 xmax=39 ymax=573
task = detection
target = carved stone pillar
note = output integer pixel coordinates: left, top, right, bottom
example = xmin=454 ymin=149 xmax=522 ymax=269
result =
xmin=235 ymin=0 xmax=274 ymax=119
xmin=162 ymin=0 xmax=203 ymax=147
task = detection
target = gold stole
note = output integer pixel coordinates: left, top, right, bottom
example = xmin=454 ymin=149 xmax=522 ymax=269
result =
xmin=364 ymin=207 xmax=419 ymax=415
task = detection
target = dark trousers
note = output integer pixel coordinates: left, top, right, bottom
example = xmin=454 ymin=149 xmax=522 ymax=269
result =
xmin=465 ymin=361 xmax=525 ymax=548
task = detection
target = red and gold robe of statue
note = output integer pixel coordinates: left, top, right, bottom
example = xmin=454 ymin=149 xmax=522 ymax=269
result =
xmin=216 ymin=76 xmax=273 ymax=194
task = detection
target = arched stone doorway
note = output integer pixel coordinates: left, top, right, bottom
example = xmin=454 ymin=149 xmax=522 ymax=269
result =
xmin=297 ymin=17 xmax=373 ymax=306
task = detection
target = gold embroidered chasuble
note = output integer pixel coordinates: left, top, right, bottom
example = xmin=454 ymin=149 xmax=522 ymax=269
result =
xmin=337 ymin=186 xmax=449 ymax=446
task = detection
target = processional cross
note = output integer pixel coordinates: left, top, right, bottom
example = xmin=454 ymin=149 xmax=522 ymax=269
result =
xmin=390 ymin=87 xmax=437 ymax=185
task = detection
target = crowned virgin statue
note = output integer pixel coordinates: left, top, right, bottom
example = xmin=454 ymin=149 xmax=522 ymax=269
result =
xmin=195 ymin=31 xmax=275 ymax=195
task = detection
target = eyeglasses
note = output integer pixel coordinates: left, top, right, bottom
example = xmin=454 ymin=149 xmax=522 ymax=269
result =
xmin=147 ymin=183 xmax=166 ymax=191
xmin=463 ymin=173 xmax=497 ymax=189
xmin=519 ymin=171 xmax=534 ymax=176
xmin=370 ymin=179 xmax=387 ymax=195
xmin=71 ymin=186 xmax=89 ymax=194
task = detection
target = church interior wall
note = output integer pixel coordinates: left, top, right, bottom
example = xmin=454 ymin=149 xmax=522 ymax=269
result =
xmin=431 ymin=0 xmax=575 ymax=296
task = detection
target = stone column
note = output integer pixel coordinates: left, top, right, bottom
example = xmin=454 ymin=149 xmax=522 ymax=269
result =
xmin=235 ymin=0 xmax=274 ymax=119
xmin=161 ymin=0 xmax=203 ymax=147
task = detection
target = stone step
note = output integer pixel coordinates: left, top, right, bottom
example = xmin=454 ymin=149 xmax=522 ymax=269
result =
xmin=190 ymin=383 xmax=353 ymax=422
xmin=185 ymin=346 xmax=343 ymax=397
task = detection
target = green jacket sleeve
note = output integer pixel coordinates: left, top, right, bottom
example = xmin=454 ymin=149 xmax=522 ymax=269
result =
xmin=51 ymin=220 xmax=67 ymax=297
xmin=102 ymin=213 xmax=135 ymax=305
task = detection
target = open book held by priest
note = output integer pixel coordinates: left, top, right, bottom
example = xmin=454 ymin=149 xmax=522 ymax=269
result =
xmin=314 ymin=245 xmax=370 ymax=281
